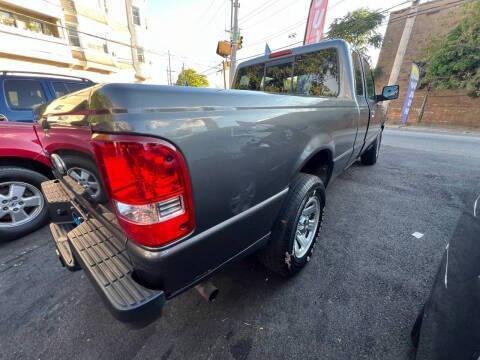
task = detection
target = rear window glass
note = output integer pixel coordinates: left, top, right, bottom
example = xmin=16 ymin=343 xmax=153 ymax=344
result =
xmin=234 ymin=47 xmax=339 ymax=97
xmin=234 ymin=64 xmax=264 ymax=90
xmin=263 ymin=61 xmax=293 ymax=94
xmin=292 ymin=49 xmax=339 ymax=97
xmin=4 ymin=79 xmax=47 ymax=110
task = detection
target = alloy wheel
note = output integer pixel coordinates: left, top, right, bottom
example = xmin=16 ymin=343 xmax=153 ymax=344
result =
xmin=0 ymin=182 xmax=44 ymax=228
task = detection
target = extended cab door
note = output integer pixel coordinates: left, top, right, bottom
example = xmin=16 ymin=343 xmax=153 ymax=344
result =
xmin=351 ymin=51 xmax=370 ymax=159
xmin=362 ymin=58 xmax=382 ymax=145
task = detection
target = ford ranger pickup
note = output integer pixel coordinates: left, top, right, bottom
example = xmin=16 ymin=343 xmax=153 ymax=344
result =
xmin=36 ymin=39 xmax=399 ymax=322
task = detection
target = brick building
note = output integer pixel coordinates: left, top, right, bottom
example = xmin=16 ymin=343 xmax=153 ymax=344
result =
xmin=376 ymin=0 xmax=479 ymax=128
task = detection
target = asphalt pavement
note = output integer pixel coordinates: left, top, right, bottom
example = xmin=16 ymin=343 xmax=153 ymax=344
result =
xmin=1 ymin=128 xmax=479 ymax=360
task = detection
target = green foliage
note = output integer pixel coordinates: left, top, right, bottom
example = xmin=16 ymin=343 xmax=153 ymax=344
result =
xmin=422 ymin=1 xmax=480 ymax=97
xmin=327 ymin=8 xmax=385 ymax=56
xmin=176 ymin=68 xmax=209 ymax=87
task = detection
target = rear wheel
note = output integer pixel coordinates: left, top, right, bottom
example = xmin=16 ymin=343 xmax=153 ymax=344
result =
xmin=361 ymin=130 xmax=382 ymax=165
xmin=0 ymin=167 xmax=49 ymax=241
xmin=258 ymin=173 xmax=325 ymax=276
xmin=62 ymin=155 xmax=106 ymax=203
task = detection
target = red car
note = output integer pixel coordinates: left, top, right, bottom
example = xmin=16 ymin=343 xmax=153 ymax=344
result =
xmin=0 ymin=122 xmax=104 ymax=240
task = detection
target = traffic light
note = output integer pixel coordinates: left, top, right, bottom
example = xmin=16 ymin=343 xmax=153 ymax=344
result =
xmin=238 ymin=36 xmax=243 ymax=49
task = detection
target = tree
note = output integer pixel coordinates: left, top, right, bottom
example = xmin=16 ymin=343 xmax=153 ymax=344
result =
xmin=327 ymin=8 xmax=385 ymax=56
xmin=421 ymin=1 xmax=480 ymax=98
xmin=176 ymin=68 xmax=209 ymax=87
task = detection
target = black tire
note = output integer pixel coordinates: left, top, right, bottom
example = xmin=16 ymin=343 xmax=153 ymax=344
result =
xmin=258 ymin=173 xmax=325 ymax=276
xmin=0 ymin=167 xmax=49 ymax=241
xmin=361 ymin=130 xmax=382 ymax=165
xmin=62 ymin=154 xmax=107 ymax=203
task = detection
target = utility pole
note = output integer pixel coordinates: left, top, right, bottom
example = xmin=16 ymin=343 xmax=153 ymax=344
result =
xmin=229 ymin=0 xmax=239 ymax=88
xmin=222 ymin=61 xmax=227 ymax=89
xmin=383 ymin=0 xmax=419 ymax=114
xmin=168 ymin=50 xmax=173 ymax=85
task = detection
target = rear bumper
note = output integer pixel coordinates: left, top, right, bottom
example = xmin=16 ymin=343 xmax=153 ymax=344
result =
xmin=127 ymin=189 xmax=286 ymax=297
xmin=42 ymin=175 xmax=286 ymax=319
xmin=42 ymin=179 xmax=165 ymax=322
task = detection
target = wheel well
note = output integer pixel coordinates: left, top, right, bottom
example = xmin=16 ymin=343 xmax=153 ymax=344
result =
xmin=0 ymin=157 xmax=53 ymax=179
xmin=300 ymin=149 xmax=333 ymax=187
xmin=54 ymin=149 xmax=96 ymax=163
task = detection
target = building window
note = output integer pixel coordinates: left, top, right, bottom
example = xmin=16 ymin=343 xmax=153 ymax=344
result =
xmin=132 ymin=6 xmax=141 ymax=26
xmin=137 ymin=48 xmax=145 ymax=63
xmin=0 ymin=10 xmax=16 ymax=27
xmin=103 ymin=41 xmax=109 ymax=53
xmin=98 ymin=0 xmax=108 ymax=13
xmin=66 ymin=24 xmax=81 ymax=47
xmin=0 ymin=10 xmax=58 ymax=37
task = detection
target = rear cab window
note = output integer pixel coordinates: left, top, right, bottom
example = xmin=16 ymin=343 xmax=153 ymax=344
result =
xmin=264 ymin=60 xmax=294 ymax=94
xmin=234 ymin=64 xmax=264 ymax=90
xmin=4 ymin=79 xmax=47 ymax=110
xmin=293 ymin=49 xmax=339 ymax=96
xmin=233 ymin=47 xmax=340 ymax=97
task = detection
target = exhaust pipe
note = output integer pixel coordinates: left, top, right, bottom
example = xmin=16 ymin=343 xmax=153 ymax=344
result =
xmin=195 ymin=281 xmax=219 ymax=302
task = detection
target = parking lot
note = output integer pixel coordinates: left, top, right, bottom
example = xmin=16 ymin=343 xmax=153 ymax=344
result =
xmin=1 ymin=128 xmax=479 ymax=360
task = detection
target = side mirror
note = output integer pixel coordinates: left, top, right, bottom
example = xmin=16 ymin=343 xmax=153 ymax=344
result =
xmin=376 ymin=85 xmax=399 ymax=102
xmin=0 ymin=114 xmax=8 ymax=121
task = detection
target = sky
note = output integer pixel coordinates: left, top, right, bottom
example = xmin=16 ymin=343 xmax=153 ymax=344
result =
xmin=146 ymin=0 xmax=413 ymax=87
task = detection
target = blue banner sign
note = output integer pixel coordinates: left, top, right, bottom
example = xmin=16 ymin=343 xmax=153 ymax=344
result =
xmin=401 ymin=63 xmax=420 ymax=125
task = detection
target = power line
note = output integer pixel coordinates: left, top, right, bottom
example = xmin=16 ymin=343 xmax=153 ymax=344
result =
xmin=199 ymin=0 xmax=219 ymax=21
xmin=205 ymin=0 xmax=228 ymax=26
xmin=241 ymin=0 xmax=301 ymax=27
xmin=240 ymin=0 xmax=279 ymax=23
xmin=235 ymin=0 xmax=470 ymax=63
xmin=242 ymin=19 xmax=307 ymax=49
xmin=385 ymin=0 xmax=472 ymax=25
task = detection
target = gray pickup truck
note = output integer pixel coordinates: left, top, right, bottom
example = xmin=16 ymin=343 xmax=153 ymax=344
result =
xmin=37 ymin=39 xmax=398 ymax=321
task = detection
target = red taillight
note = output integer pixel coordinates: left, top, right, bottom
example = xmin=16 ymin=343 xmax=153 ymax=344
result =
xmin=91 ymin=134 xmax=195 ymax=247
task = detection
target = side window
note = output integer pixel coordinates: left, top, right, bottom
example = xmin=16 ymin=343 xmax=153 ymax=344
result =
xmin=363 ymin=59 xmax=376 ymax=100
xmin=52 ymin=82 xmax=90 ymax=98
xmin=233 ymin=64 xmax=264 ymax=91
xmin=4 ymin=80 xmax=47 ymax=110
xmin=66 ymin=24 xmax=81 ymax=47
xmin=52 ymin=82 xmax=68 ymax=98
xmin=263 ymin=61 xmax=293 ymax=94
xmin=293 ymin=48 xmax=339 ymax=97
xmin=65 ymin=82 xmax=90 ymax=93
xmin=352 ymin=52 xmax=364 ymax=96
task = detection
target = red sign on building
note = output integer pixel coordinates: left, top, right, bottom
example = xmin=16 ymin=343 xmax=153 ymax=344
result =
xmin=304 ymin=0 xmax=329 ymax=45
